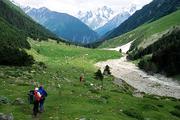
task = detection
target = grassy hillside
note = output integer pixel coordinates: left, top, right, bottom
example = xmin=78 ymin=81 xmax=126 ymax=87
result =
xmin=0 ymin=17 xmax=29 ymax=48
xmin=133 ymin=27 xmax=180 ymax=76
xmin=0 ymin=40 xmax=180 ymax=120
xmin=0 ymin=17 xmax=35 ymax=66
xmin=0 ymin=0 xmax=66 ymax=66
xmin=0 ymin=0 xmax=59 ymax=40
xmin=99 ymin=10 xmax=180 ymax=49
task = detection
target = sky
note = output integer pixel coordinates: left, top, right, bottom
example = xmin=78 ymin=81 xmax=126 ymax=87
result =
xmin=12 ymin=0 xmax=152 ymax=16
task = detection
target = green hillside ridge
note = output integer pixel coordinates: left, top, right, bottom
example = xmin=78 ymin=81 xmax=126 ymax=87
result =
xmin=0 ymin=0 xmax=66 ymax=66
xmin=132 ymin=27 xmax=180 ymax=76
xmin=99 ymin=10 xmax=180 ymax=49
xmin=0 ymin=17 xmax=35 ymax=66
xmin=3 ymin=0 xmax=30 ymax=17
xmin=0 ymin=0 xmax=59 ymax=40
xmin=0 ymin=39 xmax=180 ymax=119
xmin=0 ymin=17 xmax=29 ymax=48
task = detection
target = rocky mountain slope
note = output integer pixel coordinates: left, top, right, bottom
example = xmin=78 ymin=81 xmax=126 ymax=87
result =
xmin=95 ymin=12 xmax=130 ymax=36
xmin=24 ymin=7 xmax=99 ymax=45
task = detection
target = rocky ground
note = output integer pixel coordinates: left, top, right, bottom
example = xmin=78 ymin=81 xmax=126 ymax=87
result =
xmin=96 ymin=56 xmax=180 ymax=99
xmin=97 ymin=41 xmax=180 ymax=99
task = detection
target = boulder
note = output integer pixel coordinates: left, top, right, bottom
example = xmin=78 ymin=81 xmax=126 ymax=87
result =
xmin=12 ymin=98 xmax=25 ymax=105
xmin=0 ymin=113 xmax=13 ymax=120
xmin=0 ymin=96 xmax=10 ymax=104
xmin=132 ymin=90 xmax=144 ymax=98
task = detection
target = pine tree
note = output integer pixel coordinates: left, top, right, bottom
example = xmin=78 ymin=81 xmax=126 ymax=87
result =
xmin=94 ymin=69 xmax=103 ymax=81
xmin=103 ymin=65 xmax=111 ymax=75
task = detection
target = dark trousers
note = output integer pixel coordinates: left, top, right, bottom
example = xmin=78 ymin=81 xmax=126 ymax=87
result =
xmin=40 ymin=99 xmax=45 ymax=112
xmin=33 ymin=100 xmax=39 ymax=116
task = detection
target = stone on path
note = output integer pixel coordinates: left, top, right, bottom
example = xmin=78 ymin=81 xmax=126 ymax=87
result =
xmin=0 ymin=113 xmax=13 ymax=120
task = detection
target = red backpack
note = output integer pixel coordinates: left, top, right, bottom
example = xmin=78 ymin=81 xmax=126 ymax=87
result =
xmin=34 ymin=91 xmax=41 ymax=101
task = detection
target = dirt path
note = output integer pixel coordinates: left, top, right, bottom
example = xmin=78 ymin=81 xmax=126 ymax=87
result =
xmin=96 ymin=41 xmax=180 ymax=99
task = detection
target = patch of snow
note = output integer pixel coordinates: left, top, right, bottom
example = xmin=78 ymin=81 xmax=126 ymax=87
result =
xmin=105 ymin=41 xmax=133 ymax=53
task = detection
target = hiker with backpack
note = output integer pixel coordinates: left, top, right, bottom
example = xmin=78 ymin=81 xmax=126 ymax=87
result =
xmin=38 ymin=85 xmax=48 ymax=112
xmin=80 ymin=74 xmax=84 ymax=82
xmin=33 ymin=87 xmax=41 ymax=116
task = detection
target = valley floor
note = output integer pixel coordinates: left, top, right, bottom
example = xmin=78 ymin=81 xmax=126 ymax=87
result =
xmin=96 ymin=55 xmax=180 ymax=99
xmin=1 ymin=40 xmax=180 ymax=120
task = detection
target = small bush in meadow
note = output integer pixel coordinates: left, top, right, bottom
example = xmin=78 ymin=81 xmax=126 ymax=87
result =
xmin=143 ymin=104 xmax=159 ymax=111
xmin=94 ymin=69 xmax=103 ymax=81
xmin=123 ymin=108 xmax=144 ymax=120
xmin=103 ymin=65 xmax=111 ymax=75
xmin=175 ymin=105 xmax=180 ymax=110
xmin=170 ymin=110 xmax=180 ymax=118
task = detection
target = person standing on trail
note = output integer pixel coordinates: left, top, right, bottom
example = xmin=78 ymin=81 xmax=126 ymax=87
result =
xmin=80 ymin=74 xmax=84 ymax=82
xmin=38 ymin=85 xmax=48 ymax=112
xmin=33 ymin=87 xmax=41 ymax=116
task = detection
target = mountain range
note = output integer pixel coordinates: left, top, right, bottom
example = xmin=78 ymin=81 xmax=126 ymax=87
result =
xmin=102 ymin=0 xmax=180 ymax=41
xmin=77 ymin=5 xmax=137 ymax=31
xmin=95 ymin=11 xmax=130 ymax=36
xmin=77 ymin=6 xmax=115 ymax=30
xmin=23 ymin=7 xmax=99 ymax=45
xmin=14 ymin=3 xmax=141 ymax=44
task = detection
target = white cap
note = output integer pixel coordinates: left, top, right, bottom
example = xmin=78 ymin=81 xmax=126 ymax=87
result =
xmin=35 ymin=87 xmax=39 ymax=91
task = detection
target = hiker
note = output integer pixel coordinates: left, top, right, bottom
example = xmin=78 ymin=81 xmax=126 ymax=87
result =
xmin=33 ymin=87 xmax=41 ymax=116
xmin=80 ymin=74 xmax=84 ymax=82
xmin=38 ymin=85 xmax=48 ymax=112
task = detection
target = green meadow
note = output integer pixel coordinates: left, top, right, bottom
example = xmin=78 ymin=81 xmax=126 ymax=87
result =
xmin=0 ymin=39 xmax=180 ymax=120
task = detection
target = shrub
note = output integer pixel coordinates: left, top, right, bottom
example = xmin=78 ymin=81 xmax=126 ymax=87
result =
xmin=0 ymin=46 xmax=34 ymax=66
xmin=38 ymin=62 xmax=47 ymax=69
xmin=157 ymin=104 xmax=164 ymax=108
xmin=94 ymin=69 xmax=103 ymax=81
xmin=103 ymin=65 xmax=111 ymax=75
xmin=89 ymin=96 xmax=108 ymax=104
xmin=123 ymin=108 xmax=144 ymax=120
xmin=152 ymin=42 xmax=180 ymax=76
xmin=175 ymin=105 xmax=180 ymax=110
xmin=57 ymin=40 xmax=60 ymax=44
xmin=101 ymin=95 xmax=110 ymax=100
xmin=138 ymin=56 xmax=158 ymax=73
xmin=170 ymin=110 xmax=180 ymax=118
xmin=143 ymin=104 xmax=159 ymax=111
xmin=37 ymin=49 xmax=40 ymax=53
xmin=170 ymin=104 xmax=180 ymax=118
xmin=89 ymin=88 xmax=100 ymax=94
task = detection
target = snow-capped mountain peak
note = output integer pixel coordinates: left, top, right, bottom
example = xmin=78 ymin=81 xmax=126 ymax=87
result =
xmin=76 ymin=5 xmax=138 ymax=30
xmin=23 ymin=6 xmax=33 ymax=13
xmin=96 ymin=11 xmax=131 ymax=36
xmin=77 ymin=6 xmax=115 ymax=30
xmin=129 ymin=4 xmax=138 ymax=15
